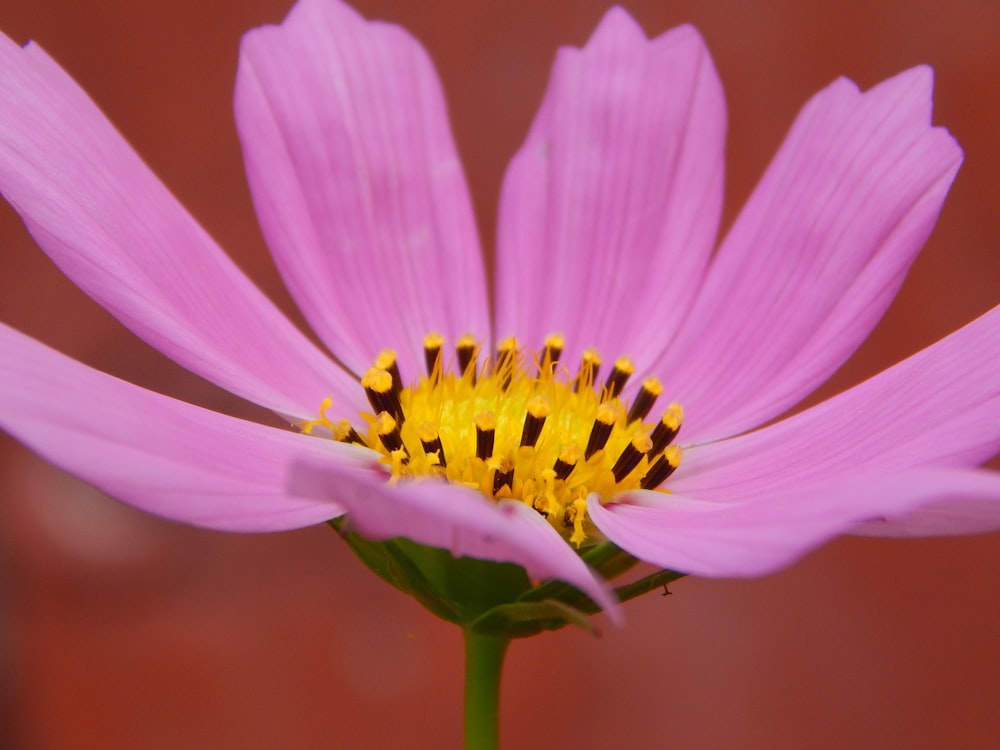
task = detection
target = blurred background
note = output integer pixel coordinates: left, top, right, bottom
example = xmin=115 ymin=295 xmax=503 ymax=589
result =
xmin=1 ymin=0 xmax=999 ymax=747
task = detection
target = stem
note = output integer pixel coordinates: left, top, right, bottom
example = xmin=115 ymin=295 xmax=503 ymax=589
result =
xmin=463 ymin=630 xmax=510 ymax=750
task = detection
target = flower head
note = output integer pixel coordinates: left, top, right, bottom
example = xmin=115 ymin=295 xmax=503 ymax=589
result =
xmin=1 ymin=0 xmax=999 ymax=627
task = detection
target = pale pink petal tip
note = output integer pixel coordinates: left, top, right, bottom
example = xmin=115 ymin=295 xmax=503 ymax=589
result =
xmin=657 ymin=62 xmax=963 ymax=443
xmin=289 ymin=461 xmax=623 ymax=625
xmin=0 ymin=33 xmax=359 ymax=420
xmin=494 ymin=4 xmax=725 ymax=373
xmin=235 ymin=0 xmax=489 ymax=379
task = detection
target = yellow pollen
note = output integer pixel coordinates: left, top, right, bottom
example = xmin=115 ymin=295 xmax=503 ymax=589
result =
xmin=308 ymin=334 xmax=684 ymax=546
xmin=374 ymin=350 xmax=403 ymax=393
xmin=375 ymin=411 xmax=398 ymax=435
xmin=543 ymin=333 xmax=566 ymax=349
xmin=475 ymin=410 xmax=497 ymax=431
xmin=417 ymin=421 xmax=439 ymax=443
xmin=363 ymin=368 xmax=394 ymax=393
xmin=525 ymin=395 xmax=550 ymax=419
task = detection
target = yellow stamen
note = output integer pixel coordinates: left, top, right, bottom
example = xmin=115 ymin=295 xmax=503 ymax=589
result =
xmin=585 ymin=404 xmax=617 ymax=459
xmin=375 ymin=411 xmax=406 ymax=457
xmin=456 ymin=334 xmax=479 ymax=381
xmin=553 ymin=444 xmax=581 ymax=481
xmin=362 ymin=367 xmax=401 ymax=422
xmin=494 ymin=336 xmax=519 ymax=390
xmin=539 ymin=333 xmax=565 ymax=378
xmin=305 ymin=333 xmax=683 ymax=546
xmin=475 ymin=410 xmax=497 ymax=460
xmin=423 ymin=332 xmax=445 ymax=379
xmin=298 ymin=396 xmax=335 ymax=435
xmin=612 ymin=431 xmax=653 ymax=483
xmin=418 ymin=421 xmax=446 ymax=468
xmin=650 ymin=402 xmax=684 ymax=454
xmin=627 ymin=376 xmax=663 ymax=423
xmin=519 ymin=396 xmax=550 ymax=448
xmin=374 ymin=349 xmax=402 ymax=395
xmin=602 ymin=356 xmax=635 ymax=401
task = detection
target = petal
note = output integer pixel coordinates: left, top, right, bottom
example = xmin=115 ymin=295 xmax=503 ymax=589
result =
xmin=0 ymin=35 xmax=361 ymax=420
xmin=657 ymin=66 xmax=962 ymax=442
xmin=590 ymin=468 xmax=1000 ymax=577
xmin=672 ymin=303 xmax=1000 ymax=500
xmin=289 ymin=462 xmax=622 ymax=624
xmin=0 ymin=323 xmax=379 ymax=531
xmin=494 ymin=8 xmax=725 ymax=370
xmin=235 ymin=0 xmax=490 ymax=380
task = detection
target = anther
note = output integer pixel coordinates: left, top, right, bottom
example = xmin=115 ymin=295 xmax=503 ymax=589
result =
xmin=585 ymin=405 xmax=616 ymax=460
xmin=495 ymin=336 xmax=519 ymax=390
xmin=612 ymin=431 xmax=653 ymax=483
xmin=574 ymin=349 xmax=601 ymax=393
xmin=532 ymin=494 xmax=550 ymax=518
xmin=374 ymin=349 xmax=403 ymax=396
xmin=520 ymin=396 xmax=550 ymax=448
xmin=639 ymin=445 xmax=682 ymax=489
xmin=375 ymin=411 xmax=407 ymax=457
xmin=309 ymin=333 xmax=685 ymax=546
xmin=475 ymin=411 xmax=496 ymax=460
xmin=418 ymin=421 xmax=447 ymax=468
xmin=492 ymin=456 xmax=514 ymax=495
xmin=362 ymin=368 xmax=403 ymax=423
xmin=331 ymin=419 xmax=366 ymax=446
xmin=423 ymin=332 xmax=444 ymax=379
xmin=627 ymin=377 xmax=664 ymax=423
xmin=456 ymin=333 xmax=478 ymax=383
xmin=538 ymin=333 xmax=565 ymax=378
xmin=553 ymin=445 xmax=581 ymax=480
xmin=602 ymin=357 xmax=635 ymax=401
xmin=650 ymin=402 xmax=684 ymax=454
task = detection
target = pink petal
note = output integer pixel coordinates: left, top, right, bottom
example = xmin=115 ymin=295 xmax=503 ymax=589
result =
xmin=494 ymin=8 xmax=725 ymax=370
xmin=0 ymin=35 xmax=361 ymax=421
xmin=289 ymin=461 xmax=623 ymax=624
xmin=673 ymin=303 xmax=1000 ymax=500
xmin=235 ymin=0 xmax=489 ymax=380
xmin=0 ymin=323 xmax=379 ymax=531
xmin=589 ymin=468 xmax=1000 ymax=577
xmin=851 ymin=498 xmax=1000 ymax=537
xmin=657 ymin=66 xmax=962 ymax=442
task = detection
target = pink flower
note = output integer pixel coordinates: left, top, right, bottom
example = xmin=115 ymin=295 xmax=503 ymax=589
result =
xmin=1 ymin=0 xmax=998 ymax=624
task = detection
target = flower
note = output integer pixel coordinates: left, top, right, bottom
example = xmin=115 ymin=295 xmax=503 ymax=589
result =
xmin=1 ymin=0 xmax=998 ymax=627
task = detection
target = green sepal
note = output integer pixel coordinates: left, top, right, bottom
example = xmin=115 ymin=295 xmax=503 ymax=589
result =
xmin=330 ymin=520 xmax=686 ymax=638
xmin=331 ymin=518 xmax=533 ymax=626
xmin=470 ymin=598 xmax=596 ymax=638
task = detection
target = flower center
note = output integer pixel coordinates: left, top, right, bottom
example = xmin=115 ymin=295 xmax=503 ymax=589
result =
xmin=301 ymin=333 xmax=683 ymax=546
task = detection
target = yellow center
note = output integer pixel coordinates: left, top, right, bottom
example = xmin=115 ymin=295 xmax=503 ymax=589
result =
xmin=300 ymin=332 xmax=683 ymax=546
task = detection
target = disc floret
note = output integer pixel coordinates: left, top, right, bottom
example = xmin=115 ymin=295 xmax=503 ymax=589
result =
xmin=302 ymin=333 xmax=684 ymax=545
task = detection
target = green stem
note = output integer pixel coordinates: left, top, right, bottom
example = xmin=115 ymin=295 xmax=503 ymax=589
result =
xmin=463 ymin=630 xmax=510 ymax=750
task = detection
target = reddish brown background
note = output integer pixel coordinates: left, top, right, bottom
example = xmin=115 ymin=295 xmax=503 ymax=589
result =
xmin=1 ymin=1 xmax=999 ymax=748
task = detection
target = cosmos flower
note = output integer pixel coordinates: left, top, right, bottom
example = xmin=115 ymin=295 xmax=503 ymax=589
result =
xmin=1 ymin=0 xmax=999 ymax=624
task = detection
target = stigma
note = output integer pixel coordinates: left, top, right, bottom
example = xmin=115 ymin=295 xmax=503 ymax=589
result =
xmin=300 ymin=333 xmax=683 ymax=546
